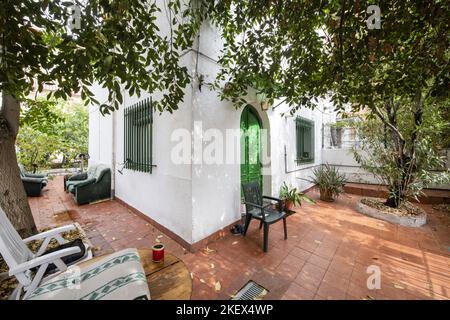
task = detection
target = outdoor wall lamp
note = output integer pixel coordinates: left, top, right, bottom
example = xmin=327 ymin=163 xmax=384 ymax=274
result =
xmin=256 ymin=91 xmax=269 ymax=112
xmin=260 ymin=100 xmax=269 ymax=112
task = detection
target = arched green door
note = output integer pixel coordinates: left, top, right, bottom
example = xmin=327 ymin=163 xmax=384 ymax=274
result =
xmin=241 ymin=106 xmax=262 ymax=194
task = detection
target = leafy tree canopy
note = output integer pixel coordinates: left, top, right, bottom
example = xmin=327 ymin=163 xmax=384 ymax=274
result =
xmin=2 ymin=1 xmax=448 ymax=115
xmin=1 ymin=0 xmax=208 ymax=114
xmin=211 ymin=0 xmax=449 ymax=113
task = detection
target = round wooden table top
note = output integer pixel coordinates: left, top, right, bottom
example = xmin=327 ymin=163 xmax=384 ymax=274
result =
xmin=80 ymin=248 xmax=192 ymax=300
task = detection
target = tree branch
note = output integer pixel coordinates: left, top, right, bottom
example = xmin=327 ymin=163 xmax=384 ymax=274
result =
xmin=369 ymin=102 xmax=405 ymax=144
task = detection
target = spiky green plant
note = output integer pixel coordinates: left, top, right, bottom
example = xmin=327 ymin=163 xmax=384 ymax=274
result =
xmin=310 ymin=164 xmax=347 ymax=199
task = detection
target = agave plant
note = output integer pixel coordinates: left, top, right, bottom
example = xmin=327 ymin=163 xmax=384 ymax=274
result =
xmin=279 ymin=182 xmax=316 ymax=211
xmin=310 ymin=164 xmax=346 ymax=202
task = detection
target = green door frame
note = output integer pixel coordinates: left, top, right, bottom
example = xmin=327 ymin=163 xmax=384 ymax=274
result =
xmin=240 ymin=105 xmax=262 ymax=195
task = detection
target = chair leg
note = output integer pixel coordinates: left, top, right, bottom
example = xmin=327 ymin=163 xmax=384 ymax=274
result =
xmin=283 ymin=217 xmax=288 ymax=240
xmin=263 ymin=223 xmax=269 ymax=252
xmin=243 ymin=214 xmax=252 ymax=236
xmin=259 ymin=220 xmax=263 ymax=229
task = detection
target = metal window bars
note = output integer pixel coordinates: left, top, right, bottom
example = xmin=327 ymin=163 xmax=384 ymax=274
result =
xmin=124 ymin=97 xmax=155 ymax=173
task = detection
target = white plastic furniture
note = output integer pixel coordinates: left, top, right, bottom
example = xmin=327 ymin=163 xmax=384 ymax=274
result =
xmin=0 ymin=206 xmax=84 ymax=299
xmin=26 ymin=248 xmax=151 ymax=300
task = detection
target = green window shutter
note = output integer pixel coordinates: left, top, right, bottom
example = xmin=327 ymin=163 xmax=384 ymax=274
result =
xmin=124 ymin=97 xmax=154 ymax=173
xmin=296 ymin=117 xmax=315 ymax=164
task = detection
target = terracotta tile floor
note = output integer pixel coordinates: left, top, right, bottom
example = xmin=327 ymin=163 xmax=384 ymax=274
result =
xmin=30 ymin=176 xmax=450 ymax=300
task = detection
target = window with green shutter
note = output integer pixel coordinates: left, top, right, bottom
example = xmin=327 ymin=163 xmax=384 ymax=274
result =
xmin=124 ymin=97 xmax=154 ymax=173
xmin=296 ymin=117 xmax=315 ymax=164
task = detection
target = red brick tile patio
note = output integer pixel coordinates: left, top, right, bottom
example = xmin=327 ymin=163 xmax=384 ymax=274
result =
xmin=30 ymin=176 xmax=450 ymax=300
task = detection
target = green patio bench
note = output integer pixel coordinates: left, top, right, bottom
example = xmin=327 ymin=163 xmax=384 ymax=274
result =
xmin=66 ymin=164 xmax=111 ymax=205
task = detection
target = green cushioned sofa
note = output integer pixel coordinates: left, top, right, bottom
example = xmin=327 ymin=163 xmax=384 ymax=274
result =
xmin=66 ymin=164 xmax=111 ymax=205
xmin=19 ymin=164 xmax=48 ymax=197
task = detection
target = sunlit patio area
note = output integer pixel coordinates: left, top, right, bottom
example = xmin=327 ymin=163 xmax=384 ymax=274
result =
xmin=27 ymin=176 xmax=450 ymax=300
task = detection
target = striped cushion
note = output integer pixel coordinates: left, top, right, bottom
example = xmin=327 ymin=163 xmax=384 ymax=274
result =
xmin=27 ymin=248 xmax=150 ymax=300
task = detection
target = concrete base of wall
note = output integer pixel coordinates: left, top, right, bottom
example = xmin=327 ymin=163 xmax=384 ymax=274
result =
xmin=115 ymin=197 xmax=240 ymax=252
xmin=356 ymin=200 xmax=427 ymax=228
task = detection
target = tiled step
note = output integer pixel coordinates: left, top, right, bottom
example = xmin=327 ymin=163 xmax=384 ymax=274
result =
xmin=344 ymin=183 xmax=450 ymax=204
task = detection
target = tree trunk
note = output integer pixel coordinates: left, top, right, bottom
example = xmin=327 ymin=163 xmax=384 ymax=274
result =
xmin=0 ymin=95 xmax=37 ymax=237
xmin=385 ymin=187 xmax=403 ymax=208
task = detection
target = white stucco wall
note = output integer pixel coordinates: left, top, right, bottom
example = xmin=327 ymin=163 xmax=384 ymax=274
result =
xmin=88 ymin=2 xmax=196 ymax=243
xmin=322 ymin=147 xmax=450 ymax=189
xmin=321 ymin=148 xmax=380 ymax=184
xmin=268 ymin=99 xmax=334 ymax=196
xmin=88 ymin=80 xmax=196 ymax=243
xmin=190 ymin=22 xmax=245 ymax=243
xmin=89 ymin=11 xmax=334 ymax=245
xmin=187 ymin=21 xmax=333 ymax=242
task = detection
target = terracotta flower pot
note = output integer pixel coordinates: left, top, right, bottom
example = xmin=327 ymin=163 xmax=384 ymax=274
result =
xmin=319 ymin=189 xmax=334 ymax=202
xmin=284 ymin=200 xmax=295 ymax=211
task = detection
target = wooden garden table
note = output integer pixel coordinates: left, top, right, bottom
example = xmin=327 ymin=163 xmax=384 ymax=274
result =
xmin=79 ymin=248 xmax=192 ymax=300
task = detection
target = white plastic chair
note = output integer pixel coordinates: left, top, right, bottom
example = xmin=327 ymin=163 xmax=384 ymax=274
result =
xmin=0 ymin=206 xmax=85 ymax=299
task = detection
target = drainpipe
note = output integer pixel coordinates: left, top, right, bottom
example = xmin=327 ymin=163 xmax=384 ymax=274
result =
xmin=111 ymin=105 xmax=116 ymax=199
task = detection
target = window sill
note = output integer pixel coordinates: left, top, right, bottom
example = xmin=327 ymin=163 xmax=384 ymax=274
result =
xmin=296 ymin=160 xmax=315 ymax=166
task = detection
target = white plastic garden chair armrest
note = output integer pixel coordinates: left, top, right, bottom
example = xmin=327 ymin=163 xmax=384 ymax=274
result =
xmin=23 ymin=224 xmax=77 ymax=243
xmin=9 ymin=247 xmax=81 ymax=275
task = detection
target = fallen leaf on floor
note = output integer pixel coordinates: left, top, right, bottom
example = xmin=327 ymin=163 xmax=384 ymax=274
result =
xmin=201 ymin=246 xmax=217 ymax=255
xmin=111 ymin=237 xmax=116 ymax=241
xmin=232 ymin=241 xmax=238 ymax=245
xmin=372 ymin=257 xmax=379 ymax=260
xmin=155 ymin=238 xmax=161 ymax=243
xmin=363 ymin=295 xmax=375 ymax=300
xmin=199 ymin=279 xmax=206 ymax=284
xmin=93 ymin=246 xmax=102 ymax=252
xmin=215 ymin=281 xmax=222 ymax=292
xmin=314 ymin=240 xmax=322 ymax=244
xmin=393 ymin=282 xmax=405 ymax=289
xmin=210 ymin=263 xmax=215 ymax=269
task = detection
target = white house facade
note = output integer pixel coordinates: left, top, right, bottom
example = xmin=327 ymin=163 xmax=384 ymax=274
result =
xmin=88 ymin=12 xmax=338 ymax=249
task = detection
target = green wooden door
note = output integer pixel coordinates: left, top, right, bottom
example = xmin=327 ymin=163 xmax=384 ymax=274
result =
xmin=241 ymin=106 xmax=262 ymax=194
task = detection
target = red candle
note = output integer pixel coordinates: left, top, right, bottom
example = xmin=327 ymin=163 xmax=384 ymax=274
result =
xmin=152 ymin=244 xmax=164 ymax=263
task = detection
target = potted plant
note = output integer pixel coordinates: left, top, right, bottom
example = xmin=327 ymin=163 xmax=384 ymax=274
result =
xmin=310 ymin=164 xmax=346 ymax=202
xmin=279 ymin=182 xmax=315 ymax=211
